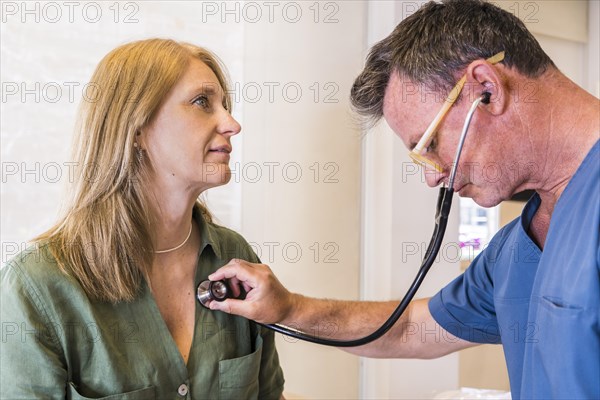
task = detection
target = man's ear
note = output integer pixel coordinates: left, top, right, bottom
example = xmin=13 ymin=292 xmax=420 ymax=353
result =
xmin=466 ymin=60 xmax=508 ymax=115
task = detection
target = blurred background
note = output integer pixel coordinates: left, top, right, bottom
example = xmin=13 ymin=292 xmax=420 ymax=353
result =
xmin=1 ymin=1 xmax=598 ymax=398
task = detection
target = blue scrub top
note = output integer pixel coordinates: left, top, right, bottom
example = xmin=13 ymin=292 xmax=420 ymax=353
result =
xmin=429 ymin=141 xmax=599 ymax=399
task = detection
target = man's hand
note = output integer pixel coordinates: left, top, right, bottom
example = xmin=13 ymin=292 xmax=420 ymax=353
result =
xmin=208 ymin=259 xmax=296 ymax=324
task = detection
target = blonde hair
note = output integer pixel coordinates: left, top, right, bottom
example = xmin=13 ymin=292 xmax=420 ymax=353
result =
xmin=35 ymin=39 xmax=233 ymax=302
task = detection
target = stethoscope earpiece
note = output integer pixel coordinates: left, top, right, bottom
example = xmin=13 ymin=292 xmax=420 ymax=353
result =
xmin=481 ymin=91 xmax=492 ymax=104
xmin=197 ymin=279 xmax=231 ymax=308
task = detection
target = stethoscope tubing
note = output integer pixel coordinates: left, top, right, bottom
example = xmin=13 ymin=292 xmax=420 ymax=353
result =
xmin=200 ymin=93 xmax=487 ymax=347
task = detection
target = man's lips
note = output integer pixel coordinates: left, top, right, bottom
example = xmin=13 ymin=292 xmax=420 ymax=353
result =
xmin=441 ymin=180 xmax=467 ymax=192
xmin=455 ymin=184 xmax=470 ymax=194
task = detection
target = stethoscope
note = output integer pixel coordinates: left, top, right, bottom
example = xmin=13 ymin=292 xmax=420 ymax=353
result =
xmin=197 ymin=92 xmax=490 ymax=347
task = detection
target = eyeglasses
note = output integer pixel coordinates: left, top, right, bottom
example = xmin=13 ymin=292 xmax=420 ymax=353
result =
xmin=408 ymin=52 xmax=506 ymax=173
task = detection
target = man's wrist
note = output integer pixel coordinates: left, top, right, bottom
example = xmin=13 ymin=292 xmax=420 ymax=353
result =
xmin=280 ymin=292 xmax=304 ymax=326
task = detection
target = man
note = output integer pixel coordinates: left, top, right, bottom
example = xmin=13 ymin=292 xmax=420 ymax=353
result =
xmin=209 ymin=0 xmax=600 ymax=398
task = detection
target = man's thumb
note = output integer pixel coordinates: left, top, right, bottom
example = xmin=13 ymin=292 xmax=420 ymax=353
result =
xmin=209 ymin=298 xmax=247 ymax=318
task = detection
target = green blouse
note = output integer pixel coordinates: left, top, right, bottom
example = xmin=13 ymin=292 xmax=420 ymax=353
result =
xmin=0 ymin=215 xmax=284 ymax=399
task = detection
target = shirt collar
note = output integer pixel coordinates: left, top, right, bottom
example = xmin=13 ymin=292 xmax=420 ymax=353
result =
xmin=192 ymin=205 xmax=222 ymax=260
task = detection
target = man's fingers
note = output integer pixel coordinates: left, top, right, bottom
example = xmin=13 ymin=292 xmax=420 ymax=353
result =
xmin=228 ymin=277 xmax=240 ymax=298
xmin=205 ymin=259 xmax=286 ymax=324
xmin=228 ymin=258 xmax=255 ymax=268
xmin=209 ymin=298 xmax=253 ymax=320
xmin=242 ymin=281 xmax=253 ymax=293
xmin=209 ymin=263 xmax=258 ymax=287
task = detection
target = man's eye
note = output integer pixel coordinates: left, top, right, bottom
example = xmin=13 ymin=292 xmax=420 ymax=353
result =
xmin=193 ymin=96 xmax=210 ymax=109
xmin=426 ymin=138 xmax=437 ymax=153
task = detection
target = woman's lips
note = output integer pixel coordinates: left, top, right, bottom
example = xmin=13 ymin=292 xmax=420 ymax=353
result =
xmin=209 ymin=145 xmax=232 ymax=153
xmin=208 ymin=146 xmax=231 ymax=162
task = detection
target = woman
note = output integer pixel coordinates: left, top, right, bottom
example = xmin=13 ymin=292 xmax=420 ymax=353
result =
xmin=0 ymin=39 xmax=285 ymax=399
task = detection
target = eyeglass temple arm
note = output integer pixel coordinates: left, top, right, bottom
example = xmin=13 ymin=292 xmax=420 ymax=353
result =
xmin=412 ymin=51 xmax=506 ymax=154
xmin=413 ymin=77 xmax=467 ymax=154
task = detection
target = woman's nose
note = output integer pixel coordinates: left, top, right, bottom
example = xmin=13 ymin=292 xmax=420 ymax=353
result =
xmin=218 ymin=110 xmax=241 ymax=137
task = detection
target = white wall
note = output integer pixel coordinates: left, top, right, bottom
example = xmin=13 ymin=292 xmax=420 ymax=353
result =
xmin=587 ymin=0 xmax=600 ymax=97
xmin=240 ymin=2 xmax=365 ymax=398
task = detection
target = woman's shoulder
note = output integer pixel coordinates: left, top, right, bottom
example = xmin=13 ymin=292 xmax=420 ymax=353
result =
xmin=1 ymin=242 xmax=80 ymax=301
xmin=3 ymin=242 xmax=58 ymax=277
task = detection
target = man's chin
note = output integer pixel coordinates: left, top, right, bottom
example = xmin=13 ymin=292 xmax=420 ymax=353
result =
xmin=457 ymin=185 xmax=499 ymax=207
xmin=470 ymin=192 xmax=504 ymax=208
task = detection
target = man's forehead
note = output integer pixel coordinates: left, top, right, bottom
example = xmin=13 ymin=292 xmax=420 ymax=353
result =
xmin=382 ymin=72 xmax=403 ymax=113
xmin=383 ymin=73 xmax=445 ymax=109
xmin=383 ymin=73 xmax=436 ymax=148
xmin=382 ymin=74 xmax=404 ymax=129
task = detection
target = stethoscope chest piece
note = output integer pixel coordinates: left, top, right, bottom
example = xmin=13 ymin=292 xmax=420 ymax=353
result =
xmin=197 ymin=280 xmax=231 ymax=308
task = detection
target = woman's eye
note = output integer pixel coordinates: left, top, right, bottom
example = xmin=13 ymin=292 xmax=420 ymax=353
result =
xmin=193 ymin=95 xmax=210 ymax=109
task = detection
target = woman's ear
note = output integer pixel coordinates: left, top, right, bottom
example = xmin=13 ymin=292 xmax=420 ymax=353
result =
xmin=466 ymin=59 xmax=508 ymax=115
xmin=136 ymin=128 xmax=148 ymax=149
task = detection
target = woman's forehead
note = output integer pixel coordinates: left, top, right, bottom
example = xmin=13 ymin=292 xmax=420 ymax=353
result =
xmin=177 ymin=58 xmax=223 ymax=95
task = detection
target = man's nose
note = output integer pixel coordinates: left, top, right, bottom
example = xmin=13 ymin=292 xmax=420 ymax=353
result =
xmin=424 ymin=169 xmax=447 ymax=188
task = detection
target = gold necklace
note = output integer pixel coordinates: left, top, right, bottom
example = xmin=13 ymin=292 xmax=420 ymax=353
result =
xmin=154 ymin=224 xmax=193 ymax=254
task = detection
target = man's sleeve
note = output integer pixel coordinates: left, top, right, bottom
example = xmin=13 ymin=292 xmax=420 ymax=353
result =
xmin=428 ymin=250 xmax=502 ymax=344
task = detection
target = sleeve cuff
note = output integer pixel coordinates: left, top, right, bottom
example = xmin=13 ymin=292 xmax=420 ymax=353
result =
xmin=429 ymin=292 xmax=501 ymax=344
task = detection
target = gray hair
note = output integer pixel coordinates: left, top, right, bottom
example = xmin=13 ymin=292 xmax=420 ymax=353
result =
xmin=350 ymin=0 xmax=555 ymax=127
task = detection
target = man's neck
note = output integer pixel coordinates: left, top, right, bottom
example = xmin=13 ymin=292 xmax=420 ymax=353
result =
xmin=515 ymin=71 xmax=595 ymax=197
xmin=521 ymin=70 xmax=599 ymax=246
